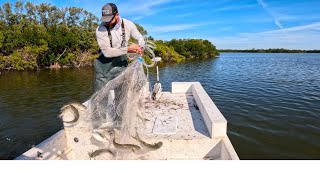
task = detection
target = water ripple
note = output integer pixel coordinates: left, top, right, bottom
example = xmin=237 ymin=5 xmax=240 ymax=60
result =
xmin=1 ymin=53 xmax=320 ymax=159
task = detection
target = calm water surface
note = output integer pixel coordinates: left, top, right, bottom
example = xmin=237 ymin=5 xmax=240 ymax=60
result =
xmin=1 ymin=53 xmax=319 ymax=159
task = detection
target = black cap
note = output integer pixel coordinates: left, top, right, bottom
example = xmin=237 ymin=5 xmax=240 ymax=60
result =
xmin=101 ymin=3 xmax=118 ymax=22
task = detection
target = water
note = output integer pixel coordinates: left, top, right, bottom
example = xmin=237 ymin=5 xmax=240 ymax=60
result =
xmin=0 ymin=68 xmax=94 ymax=159
xmin=1 ymin=53 xmax=320 ymax=159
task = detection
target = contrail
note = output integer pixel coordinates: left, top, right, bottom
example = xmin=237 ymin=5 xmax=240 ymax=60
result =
xmin=257 ymin=0 xmax=283 ymax=29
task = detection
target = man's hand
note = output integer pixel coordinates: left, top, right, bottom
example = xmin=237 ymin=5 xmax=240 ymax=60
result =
xmin=128 ymin=44 xmax=143 ymax=56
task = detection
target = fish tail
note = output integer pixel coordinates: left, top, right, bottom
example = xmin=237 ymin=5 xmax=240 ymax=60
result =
xmin=69 ymin=104 xmax=80 ymax=122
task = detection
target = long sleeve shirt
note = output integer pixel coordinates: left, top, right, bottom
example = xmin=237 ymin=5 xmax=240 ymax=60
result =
xmin=96 ymin=16 xmax=145 ymax=58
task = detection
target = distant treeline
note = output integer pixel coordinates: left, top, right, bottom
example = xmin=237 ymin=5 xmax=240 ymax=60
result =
xmin=219 ymin=48 xmax=320 ymax=53
xmin=153 ymin=39 xmax=219 ymax=63
xmin=132 ymin=32 xmax=219 ymax=63
xmin=0 ymin=1 xmax=219 ymax=71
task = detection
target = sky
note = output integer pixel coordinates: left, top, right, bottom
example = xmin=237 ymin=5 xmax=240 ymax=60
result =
xmin=2 ymin=0 xmax=320 ymax=49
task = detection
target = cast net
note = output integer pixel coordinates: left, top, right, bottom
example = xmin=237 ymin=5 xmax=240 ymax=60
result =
xmin=84 ymin=39 xmax=159 ymax=159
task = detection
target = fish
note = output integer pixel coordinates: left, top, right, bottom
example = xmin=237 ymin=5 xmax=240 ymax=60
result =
xmin=69 ymin=102 xmax=87 ymax=111
xmin=137 ymin=156 xmax=148 ymax=160
xmin=88 ymin=148 xmax=115 ymax=160
xmin=112 ymin=139 xmax=141 ymax=152
xmin=59 ymin=104 xmax=79 ymax=123
xmin=92 ymin=130 xmax=109 ymax=142
xmin=132 ymin=132 xmax=163 ymax=151
xmin=106 ymin=127 xmax=141 ymax=152
xmin=203 ymin=157 xmax=214 ymax=160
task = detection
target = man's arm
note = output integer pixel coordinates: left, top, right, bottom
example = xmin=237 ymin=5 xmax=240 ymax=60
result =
xmin=129 ymin=21 xmax=146 ymax=50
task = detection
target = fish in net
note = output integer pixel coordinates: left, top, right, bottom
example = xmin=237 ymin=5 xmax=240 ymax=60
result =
xmin=86 ymin=57 xmax=160 ymax=159
xmin=60 ymin=39 xmax=162 ymax=160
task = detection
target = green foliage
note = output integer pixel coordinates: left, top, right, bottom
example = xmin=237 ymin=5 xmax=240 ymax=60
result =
xmin=154 ymin=41 xmax=186 ymax=63
xmin=0 ymin=56 xmax=3 ymax=70
xmin=0 ymin=1 xmax=99 ymax=71
xmin=135 ymin=23 xmax=147 ymax=36
xmin=2 ymin=50 xmax=38 ymax=70
xmin=61 ymin=53 xmax=75 ymax=65
xmin=0 ymin=31 xmax=4 ymax=48
xmin=142 ymin=54 xmax=152 ymax=65
xmin=166 ymin=39 xmax=219 ymax=59
xmin=0 ymin=1 xmax=220 ymax=71
xmin=6 ymin=51 xmax=26 ymax=70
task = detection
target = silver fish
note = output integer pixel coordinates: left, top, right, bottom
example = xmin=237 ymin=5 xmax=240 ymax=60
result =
xmin=59 ymin=104 xmax=79 ymax=123
xmin=132 ymin=132 xmax=163 ymax=151
xmin=88 ymin=149 xmax=115 ymax=160
xmin=69 ymin=102 xmax=87 ymax=111
xmin=107 ymin=128 xmax=141 ymax=152
xmin=92 ymin=130 xmax=109 ymax=142
xmin=112 ymin=139 xmax=141 ymax=152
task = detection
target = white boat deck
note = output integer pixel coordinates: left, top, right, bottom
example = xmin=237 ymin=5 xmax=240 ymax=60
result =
xmin=142 ymin=92 xmax=210 ymax=140
xmin=15 ymin=82 xmax=239 ymax=160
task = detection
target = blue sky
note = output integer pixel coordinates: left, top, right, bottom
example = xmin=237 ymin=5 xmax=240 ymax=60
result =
xmin=2 ymin=0 xmax=320 ymax=49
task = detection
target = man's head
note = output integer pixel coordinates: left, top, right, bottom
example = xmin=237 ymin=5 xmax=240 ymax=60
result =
xmin=101 ymin=3 xmax=119 ymax=27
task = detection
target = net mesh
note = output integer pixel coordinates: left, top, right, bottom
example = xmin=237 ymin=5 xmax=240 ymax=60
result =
xmin=86 ymin=60 xmax=148 ymax=159
xmin=84 ymin=39 xmax=158 ymax=159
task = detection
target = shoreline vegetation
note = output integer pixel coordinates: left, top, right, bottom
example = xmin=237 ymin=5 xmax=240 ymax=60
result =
xmin=219 ymin=49 xmax=320 ymax=53
xmin=0 ymin=1 xmax=219 ymax=71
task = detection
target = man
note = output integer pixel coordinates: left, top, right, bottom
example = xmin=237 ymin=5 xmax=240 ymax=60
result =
xmin=94 ymin=3 xmax=145 ymax=92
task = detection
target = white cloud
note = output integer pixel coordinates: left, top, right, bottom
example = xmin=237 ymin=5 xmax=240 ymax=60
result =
xmin=277 ymin=14 xmax=320 ymax=22
xmin=131 ymin=16 xmax=145 ymax=21
xmin=210 ymin=22 xmax=320 ymax=49
xmin=212 ymin=4 xmax=256 ymax=13
xmin=146 ymin=23 xmax=202 ymax=34
xmin=218 ymin=27 xmax=233 ymax=32
xmin=257 ymin=0 xmax=283 ymax=29
xmin=261 ymin=22 xmax=320 ymax=34
xmin=45 ymin=0 xmax=180 ymax=21
xmin=117 ymin=0 xmax=175 ymax=19
xmin=173 ymin=12 xmax=195 ymax=18
xmin=144 ymin=21 xmax=216 ymax=34
xmin=121 ymin=0 xmax=234 ymax=21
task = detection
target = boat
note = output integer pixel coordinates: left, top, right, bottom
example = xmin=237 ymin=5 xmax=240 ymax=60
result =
xmin=15 ymin=82 xmax=238 ymax=160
